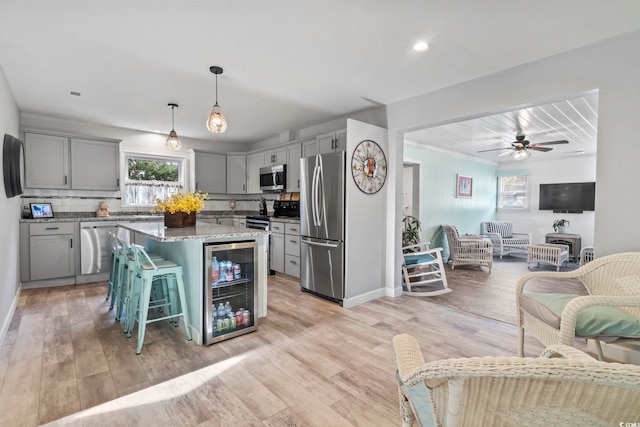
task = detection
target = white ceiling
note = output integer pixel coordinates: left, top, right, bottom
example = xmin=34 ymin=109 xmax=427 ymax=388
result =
xmin=405 ymin=92 xmax=599 ymax=163
xmin=0 ymin=1 xmax=639 ymax=146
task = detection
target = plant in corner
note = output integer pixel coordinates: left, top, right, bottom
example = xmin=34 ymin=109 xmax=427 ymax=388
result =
xmin=402 ymin=215 xmax=422 ymax=248
xmin=553 ymin=219 xmax=570 ymax=233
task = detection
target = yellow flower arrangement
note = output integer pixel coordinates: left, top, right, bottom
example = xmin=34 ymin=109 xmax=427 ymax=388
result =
xmin=152 ymin=191 xmax=208 ymax=214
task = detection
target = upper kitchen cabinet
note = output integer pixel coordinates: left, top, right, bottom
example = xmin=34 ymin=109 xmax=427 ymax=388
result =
xmin=246 ymin=147 xmax=288 ymax=194
xmin=71 ymin=138 xmax=119 ymax=190
xmin=195 ymin=151 xmax=227 ymax=194
xmin=226 ymin=154 xmax=247 ymax=194
xmin=263 ymin=147 xmax=287 ymax=165
xmin=286 ymin=142 xmax=302 ymax=192
xmin=24 ymin=132 xmax=120 ymax=190
xmin=318 ymin=129 xmax=347 ymax=154
xmin=302 ymin=129 xmax=347 ymax=157
xmin=25 ymin=133 xmax=69 ymax=189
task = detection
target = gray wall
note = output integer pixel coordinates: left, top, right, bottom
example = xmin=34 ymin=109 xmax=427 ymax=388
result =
xmin=0 ymin=65 xmax=21 ymax=344
xmin=385 ymin=30 xmax=640 ymax=293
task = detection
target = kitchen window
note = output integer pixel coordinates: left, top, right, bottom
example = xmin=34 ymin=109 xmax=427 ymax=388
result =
xmin=124 ymin=154 xmax=184 ymax=207
xmin=497 ymin=175 xmax=528 ymax=210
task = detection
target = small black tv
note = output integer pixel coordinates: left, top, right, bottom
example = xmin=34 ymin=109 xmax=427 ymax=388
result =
xmin=539 ymin=182 xmax=595 ymax=213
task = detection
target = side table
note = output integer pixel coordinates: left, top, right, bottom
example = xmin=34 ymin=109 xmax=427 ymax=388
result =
xmin=527 ymin=243 xmax=570 ymax=271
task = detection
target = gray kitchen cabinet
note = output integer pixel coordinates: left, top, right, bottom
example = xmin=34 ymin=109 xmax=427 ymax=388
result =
xmin=24 ymin=131 xmax=120 ymax=190
xmin=246 ymin=152 xmax=264 ymax=194
xmin=71 ymin=138 xmax=119 ymax=190
xmin=284 ymin=222 xmax=300 ymax=277
xmin=246 ymin=147 xmax=288 ymax=194
xmin=195 ymin=151 xmax=227 ymax=194
xmin=24 ymin=133 xmax=70 ymax=189
xmin=302 ymin=138 xmax=318 ymax=158
xmin=317 ymin=129 xmax=347 ymax=154
xmin=270 ymin=220 xmax=285 ymax=273
xmin=28 ymin=223 xmax=76 ymax=281
xmin=226 ymin=154 xmax=247 ymax=194
xmin=233 ymin=216 xmax=246 ymax=228
xmin=286 ymin=142 xmax=302 ymax=192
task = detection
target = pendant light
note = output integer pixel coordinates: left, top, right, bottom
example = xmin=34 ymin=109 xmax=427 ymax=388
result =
xmin=206 ymin=66 xmax=227 ymax=133
xmin=166 ymin=103 xmax=181 ymax=151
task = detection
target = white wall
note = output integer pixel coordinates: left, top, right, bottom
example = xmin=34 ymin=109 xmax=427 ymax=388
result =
xmin=497 ymin=155 xmax=597 ymax=247
xmin=0 ymin=66 xmax=21 ymax=345
xmin=385 ymin=30 xmax=640 ymax=293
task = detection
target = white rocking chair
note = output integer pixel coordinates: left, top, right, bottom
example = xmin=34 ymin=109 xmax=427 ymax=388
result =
xmin=402 ymin=243 xmax=451 ymax=297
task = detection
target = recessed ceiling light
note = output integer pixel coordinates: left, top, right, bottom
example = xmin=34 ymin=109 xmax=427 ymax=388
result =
xmin=413 ymin=41 xmax=429 ymax=52
xmin=574 ymin=150 xmax=586 ymax=155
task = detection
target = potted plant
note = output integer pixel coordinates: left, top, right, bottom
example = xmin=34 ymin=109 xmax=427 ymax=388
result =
xmin=553 ymin=219 xmax=570 ymax=233
xmin=152 ymin=191 xmax=208 ymax=228
xmin=402 ymin=215 xmax=422 ymax=248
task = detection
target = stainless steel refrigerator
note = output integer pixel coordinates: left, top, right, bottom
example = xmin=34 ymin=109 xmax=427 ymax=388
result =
xmin=299 ymin=151 xmax=345 ymax=303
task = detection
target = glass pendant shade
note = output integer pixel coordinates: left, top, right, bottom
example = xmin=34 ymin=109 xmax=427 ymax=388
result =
xmin=510 ymin=148 xmax=531 ymax=160
xmin=166 ymin=129 xmax=181 ymax=151
xmin=206 ymin=104 xmax=227 ymax=133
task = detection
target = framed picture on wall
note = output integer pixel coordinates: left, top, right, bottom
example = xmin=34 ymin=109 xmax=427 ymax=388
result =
xmin=456 ymin=174 xmax=473 ymax=198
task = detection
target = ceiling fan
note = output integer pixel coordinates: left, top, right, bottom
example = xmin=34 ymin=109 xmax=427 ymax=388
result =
xmin=478 ymin=134 xmax=569 ymax=160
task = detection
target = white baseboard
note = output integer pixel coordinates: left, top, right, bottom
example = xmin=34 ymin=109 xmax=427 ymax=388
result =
xmin=343 ymin=287 xmax=386 ymax=308
xmin=588 ymin=340 xmax=640 ymax=364
xmin=386 ymin=285 xmax=404 ymax=297
xmin=0 ymin=283 xmax=21 ymax=346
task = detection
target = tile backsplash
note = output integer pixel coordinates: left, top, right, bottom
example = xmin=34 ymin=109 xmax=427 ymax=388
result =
xmin=20 ymin=188 xmax=283 ymax=215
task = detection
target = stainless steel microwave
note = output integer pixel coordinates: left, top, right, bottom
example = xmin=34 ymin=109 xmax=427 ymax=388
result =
xmin=259 ymin=164 xmax=286 ymax=191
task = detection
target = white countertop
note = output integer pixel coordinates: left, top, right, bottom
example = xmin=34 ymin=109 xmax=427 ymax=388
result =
xmin=120 ymin=221 xmax=268 ymax=242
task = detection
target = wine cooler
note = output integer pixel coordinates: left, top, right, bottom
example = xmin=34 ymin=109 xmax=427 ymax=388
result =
xmin=204 ymin=241 xmax=258 ymax=345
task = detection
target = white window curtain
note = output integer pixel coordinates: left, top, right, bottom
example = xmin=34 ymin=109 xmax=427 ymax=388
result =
xmin=124 ymin=181 xmax=183 ymax=206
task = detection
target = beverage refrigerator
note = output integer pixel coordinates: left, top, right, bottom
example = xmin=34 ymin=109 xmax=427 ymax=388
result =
xmin=203 ymin=241 xmax=258 ymax=345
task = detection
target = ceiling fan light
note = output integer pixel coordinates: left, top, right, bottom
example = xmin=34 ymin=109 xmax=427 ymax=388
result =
xmin=206 ymin=104 xmax=227 ymax=133
xmin=510 ymin=149 xmax=531 ymax=160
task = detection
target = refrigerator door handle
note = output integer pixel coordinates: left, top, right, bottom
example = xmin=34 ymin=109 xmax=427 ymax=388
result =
xmin=301 ymin=239 xmax=339 ymax=249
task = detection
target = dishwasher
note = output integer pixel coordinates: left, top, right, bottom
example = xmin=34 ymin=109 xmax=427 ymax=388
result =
xmin=80 ymin=221 xmax=131 ymax=275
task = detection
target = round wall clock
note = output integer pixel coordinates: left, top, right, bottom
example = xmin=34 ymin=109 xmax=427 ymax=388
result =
xmin=351 ymin=139 xmax=387 ymax=194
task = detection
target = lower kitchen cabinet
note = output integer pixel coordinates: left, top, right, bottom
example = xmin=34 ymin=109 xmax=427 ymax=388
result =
xmin=269 ymin=220 xmax=300 ymax=277
xmin=270 ymin=221 xmax=285 ymax=273
xmin=284 ymin=223 xmax=300 ymax=277
xmin=28 ymin=223 xmax=76 ymax=281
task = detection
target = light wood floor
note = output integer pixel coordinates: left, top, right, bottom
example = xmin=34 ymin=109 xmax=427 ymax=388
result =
xmin=1 ymin=266 xmax=560 ymax=426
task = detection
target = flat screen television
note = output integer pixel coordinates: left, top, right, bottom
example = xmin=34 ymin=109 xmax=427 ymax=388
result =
xmin=539 ymin=182 xmax=595 ymax=212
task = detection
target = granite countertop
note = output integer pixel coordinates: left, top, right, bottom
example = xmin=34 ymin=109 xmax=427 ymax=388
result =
xmin=19 ymin=210 xmax=258 ymax=223
xmin=120 ymin=221 xmax=268 ymax=242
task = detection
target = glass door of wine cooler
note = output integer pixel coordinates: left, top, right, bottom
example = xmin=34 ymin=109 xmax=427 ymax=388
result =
xmin=204 ymin=241 xmax=258 ymax=345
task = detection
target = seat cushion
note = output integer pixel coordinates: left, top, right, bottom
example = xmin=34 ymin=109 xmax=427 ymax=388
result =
xmin=397 ymin=372 xmax=435 ymax=426
xmin=521 ymin=292 xmax=640 ymax=338
xmin=405 ymin=253 xmax=436 ymax=266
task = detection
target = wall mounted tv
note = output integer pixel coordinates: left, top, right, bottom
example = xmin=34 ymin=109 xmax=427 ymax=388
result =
xmin=539 ymin=182 xmax=595 ymax=213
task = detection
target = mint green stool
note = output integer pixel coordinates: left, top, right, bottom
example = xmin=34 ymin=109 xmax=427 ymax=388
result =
xmin=113 ymin=237 xmax=163 ymax=323
xmin=126 ymin=245 xmax=192 ymax=354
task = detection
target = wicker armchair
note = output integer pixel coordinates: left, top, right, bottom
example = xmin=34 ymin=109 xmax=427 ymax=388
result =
xmin=481 ymin=221 xmax=532 ymax=259
xmin=580 ymin=246 xmax=595 ymax=266
xmin=517 ymin=252 xmax=640 ymax=360
xmin=393 ymin=333 xmax=640 ymax=427
xmin=442 ymin=224 xmax=492 ymax=272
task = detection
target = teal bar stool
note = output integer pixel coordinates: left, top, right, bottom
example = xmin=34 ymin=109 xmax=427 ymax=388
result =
xmin=114 ymin=238 xmax=164 ymax=324
xmin=126 ymin=245 xmax=192 ymax=354
xmin=107 ymin=231 xmax=123 ymax=303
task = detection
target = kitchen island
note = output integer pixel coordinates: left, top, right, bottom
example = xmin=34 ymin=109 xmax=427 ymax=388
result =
xmin=120 ymin=221 xmax=269 ymax=345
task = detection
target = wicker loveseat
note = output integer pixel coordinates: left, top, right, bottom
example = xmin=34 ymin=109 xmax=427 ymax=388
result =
xmin=481 ymin=221 xmax=532 ymax=258
xmin=393 ymin=333 xmax=640 ymax=427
